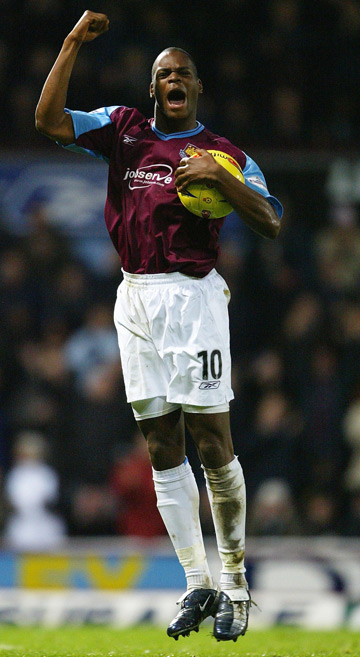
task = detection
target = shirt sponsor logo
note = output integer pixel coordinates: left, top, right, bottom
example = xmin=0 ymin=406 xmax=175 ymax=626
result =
xmin=123 ymin=134 xmax=137 ymax=145
xmin=247 ymin=175 xmax=268 ymax=191
xmin=199 ymin=381 xmax=221 ymax=389
xmin=123 ymin=164 xmax=173 ymax=189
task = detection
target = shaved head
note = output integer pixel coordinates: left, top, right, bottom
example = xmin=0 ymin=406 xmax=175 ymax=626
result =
xmin=151 ymin=47 xmax=198 ymax=79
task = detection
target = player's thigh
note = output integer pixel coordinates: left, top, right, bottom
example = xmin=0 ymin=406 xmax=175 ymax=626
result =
xmin=137 ymin=406 xmax=186 ymax=470
xmin=184 ymin=410 xmax=234 ymax=468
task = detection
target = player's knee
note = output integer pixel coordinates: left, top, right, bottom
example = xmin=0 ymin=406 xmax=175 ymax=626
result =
xmin=146 ymin=434 xmax=185 ymax=470
xmin=146 ymin=434 xmax=168 ymax=461
xmin=196 ymin=434 xmax=234 ymax=469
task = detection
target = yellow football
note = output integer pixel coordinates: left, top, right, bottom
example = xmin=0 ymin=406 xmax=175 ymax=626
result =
xmin=177 ymin=150 xmax=245 ymax=219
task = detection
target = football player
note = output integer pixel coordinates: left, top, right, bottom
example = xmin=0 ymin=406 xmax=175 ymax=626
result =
xmin=35 ymin=10 xmax=282 ymax=642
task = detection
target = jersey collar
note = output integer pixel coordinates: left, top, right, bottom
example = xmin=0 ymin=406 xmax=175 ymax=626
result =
xmin=151 ymin=119 xmax=204 ymax=141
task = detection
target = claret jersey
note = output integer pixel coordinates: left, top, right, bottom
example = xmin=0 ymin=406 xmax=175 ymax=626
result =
xmin=61 ymin=106 xmax=283 ymax=277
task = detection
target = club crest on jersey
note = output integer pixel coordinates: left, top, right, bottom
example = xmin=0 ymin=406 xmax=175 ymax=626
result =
xmin=123 ymin=164 xmax=173 ymax=190
xmin=179 ymin=143 xmax=200 ymax=159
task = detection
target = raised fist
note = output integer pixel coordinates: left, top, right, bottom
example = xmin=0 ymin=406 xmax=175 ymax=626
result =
xmin=68 ymin=10 xmax=109 ymax=44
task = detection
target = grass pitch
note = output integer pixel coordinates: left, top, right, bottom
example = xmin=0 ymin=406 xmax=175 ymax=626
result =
xmin=0 ymin=625 xmax=358 ymax=657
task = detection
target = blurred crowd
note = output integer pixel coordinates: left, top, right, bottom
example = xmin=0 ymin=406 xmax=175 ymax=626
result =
xmin=0 ymin=0 xmax=359 ymax=151
xmin=0 ymin=0 xmax=360 ymax=548
xmin=1 ymin=192 xmax=360 ymax=547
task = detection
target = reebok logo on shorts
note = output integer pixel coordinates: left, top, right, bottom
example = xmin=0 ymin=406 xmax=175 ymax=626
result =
xmin=199 ymin=381 xmax=221 ymax=389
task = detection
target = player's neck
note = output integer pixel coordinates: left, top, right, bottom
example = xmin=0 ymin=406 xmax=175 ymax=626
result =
xmin=154 ymin=110 xmax=198 ymax=135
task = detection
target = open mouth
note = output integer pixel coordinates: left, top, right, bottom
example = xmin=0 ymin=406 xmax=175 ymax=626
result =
xmin=167 ymin=89 xmax=186 ymax=107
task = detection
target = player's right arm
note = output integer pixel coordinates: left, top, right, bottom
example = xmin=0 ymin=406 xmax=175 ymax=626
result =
xmin=35 ymin=11 xmax=109 ymax=145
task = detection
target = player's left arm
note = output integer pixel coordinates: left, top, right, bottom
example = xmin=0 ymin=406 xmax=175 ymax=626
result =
xmin=174 ymin=149 xmax=281 ymax=239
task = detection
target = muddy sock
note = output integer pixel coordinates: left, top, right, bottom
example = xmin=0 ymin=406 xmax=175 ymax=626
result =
xmin=203 ymin=456 xmax=246 ymax=584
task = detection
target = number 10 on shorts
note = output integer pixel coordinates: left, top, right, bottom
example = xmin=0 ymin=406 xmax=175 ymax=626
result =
xmin=198 ymin=350 xmax=222 ymax=381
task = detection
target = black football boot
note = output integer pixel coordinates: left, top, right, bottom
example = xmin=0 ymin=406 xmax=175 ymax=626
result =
xmin=167 ymin=588 xmax=219 ymax=639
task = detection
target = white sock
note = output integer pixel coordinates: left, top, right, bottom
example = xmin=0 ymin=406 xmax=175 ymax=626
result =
xmin=203 ymin=456 xmax=247 ymax=592
xmin=153 ymin=457 xmax=214 ymax=591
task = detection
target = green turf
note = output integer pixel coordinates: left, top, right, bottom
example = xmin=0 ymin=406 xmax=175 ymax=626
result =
xmin=0 ymin=625 xmax=358 ymax=657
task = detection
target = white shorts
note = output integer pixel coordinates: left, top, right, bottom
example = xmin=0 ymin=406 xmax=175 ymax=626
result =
xmin=114 ymin=268 xmax=234 ymax=410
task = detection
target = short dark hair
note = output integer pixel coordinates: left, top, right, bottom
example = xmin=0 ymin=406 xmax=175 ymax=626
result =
xmin=151 ymin=47 xmax=198 ymax=78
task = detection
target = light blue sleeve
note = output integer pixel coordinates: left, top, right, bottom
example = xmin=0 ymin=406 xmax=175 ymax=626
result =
xmin=243 ymin=154 xmax=283 ymax=218
xmin=59 ymin=106 xmax=120 ymax=161
xmin=66 ymin=106 xmax=120 ymax=138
